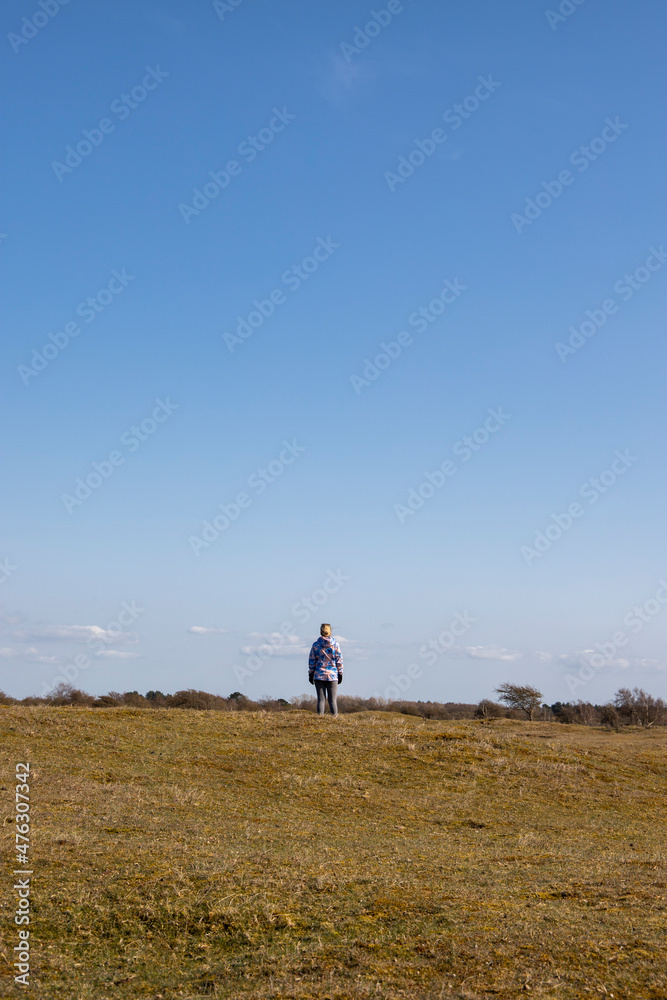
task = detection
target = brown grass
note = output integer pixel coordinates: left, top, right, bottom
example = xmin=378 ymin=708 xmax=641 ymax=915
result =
xmin=0 ymin=707 xmax=665 ymax=999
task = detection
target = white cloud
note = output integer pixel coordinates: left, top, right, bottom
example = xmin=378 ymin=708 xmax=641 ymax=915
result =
xmin=44 ymin=625 xmax=105 ymax=640
xmin=241 ymin=632 xmax=309 ymax=657
xmin=188 ymin=626 xmax=228 ymax=635
xmin=15 ymin=624 xmax=137 ymax=644
xmin=94 ymin=650 xmax=140 ymax=660
xmin=248 ymin=631 xmax=301 ymax=642
xmin=25 ymin=646 xmax=60 ymax=664
xmin=0 ymin=646 xmax=59 ymax=664
xmin=635 ymin=658 xmax=664 ymax=670
xmin=238 ymin=633 xmax=409 ymax=662
xmin=558 ymin=651 xmax=631 ymax=671
xmin=336 ymin=636 xmax=379 ymax=661
xmin=465 ymin=645 xmax=523 ymax=662
xmin=336 ymin=636 xmax=421 ymax=661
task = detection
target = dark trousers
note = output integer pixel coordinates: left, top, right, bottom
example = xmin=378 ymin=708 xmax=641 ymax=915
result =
xmin=315 ymin=679 xmax=338 ymax=716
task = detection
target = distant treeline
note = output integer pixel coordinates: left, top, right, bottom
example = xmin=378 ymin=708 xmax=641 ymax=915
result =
xmin=1 ymin=684 xmax=665 ymax=728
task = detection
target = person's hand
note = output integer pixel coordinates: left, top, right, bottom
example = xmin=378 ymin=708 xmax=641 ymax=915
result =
xmin=337 ymin=672 xmax=343 ymax=686
xmin=308 ymin=672 xmax=314 ymax=685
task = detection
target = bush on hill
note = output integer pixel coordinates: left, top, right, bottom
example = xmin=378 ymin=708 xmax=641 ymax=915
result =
xmin=3 ymin=682 xmax=665 ymax=726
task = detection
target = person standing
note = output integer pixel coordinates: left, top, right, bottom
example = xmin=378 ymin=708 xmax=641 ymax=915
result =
xmin=308 ymin=623 xmax=343 ymax=716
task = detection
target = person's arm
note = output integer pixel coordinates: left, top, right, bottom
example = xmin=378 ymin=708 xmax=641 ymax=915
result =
xmin=335 ymin=641 xmax=343 ymax=683
xmin=308 ymin=642 xmax=317 ymax=683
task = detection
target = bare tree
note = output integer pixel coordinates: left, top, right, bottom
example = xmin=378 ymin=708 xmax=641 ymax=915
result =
xmin=614 ymin=687 xmax=667 ymax=728
xmin=576 ymin=700 xmax=597 ymax=726
xmin=495 ymin=683 xmax=543 ymax=721
xmin=599 ymin=703 xmax=620 ymax=729
xmin=475 ymin=698 xmax=505 ymax=719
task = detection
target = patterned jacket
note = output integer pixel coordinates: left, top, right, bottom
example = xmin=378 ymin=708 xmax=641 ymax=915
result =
xmin=308 ymin=636 xmax=343 ymax=682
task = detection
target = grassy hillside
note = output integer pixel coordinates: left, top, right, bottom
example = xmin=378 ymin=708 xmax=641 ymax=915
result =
xmin=1 ymin=707 xmax=665 ymax=999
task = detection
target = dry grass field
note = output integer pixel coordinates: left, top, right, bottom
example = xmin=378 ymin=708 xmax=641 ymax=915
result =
xmin=0 ymin=706 xmax=665 ymax=999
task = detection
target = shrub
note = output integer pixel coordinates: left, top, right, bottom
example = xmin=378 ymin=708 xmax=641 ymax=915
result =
xmin=599 ymin=703 xmax=620 ymax=729
xmin=122 ymin=691 xmax=150 ymax=708
xmin=337 ymin=695 xmax=374 ymax=714
xmin=289 ymin=695 xmax=317 ymax=712
xmin=166 ymin=689 xmax=231 ymax=711
xmin=145 ymin=690 xmax=168 ymax=707
xmin=549 ymin=701 xmax=600 ymax=725
xmin=475 ymin=699 xmax=505 ymax=719
xmin=44 ymin=683 xmax=94 ymax=707
xmin=257 ymin=697 xmax=291 ymax=712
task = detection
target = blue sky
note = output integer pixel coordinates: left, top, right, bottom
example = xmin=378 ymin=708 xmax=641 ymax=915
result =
xmin=1 ymin=0 xmax=665 ymax=705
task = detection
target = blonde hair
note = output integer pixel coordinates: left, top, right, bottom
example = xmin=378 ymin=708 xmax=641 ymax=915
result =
xmin=320 ymin=623 xmax=332 ymax=636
